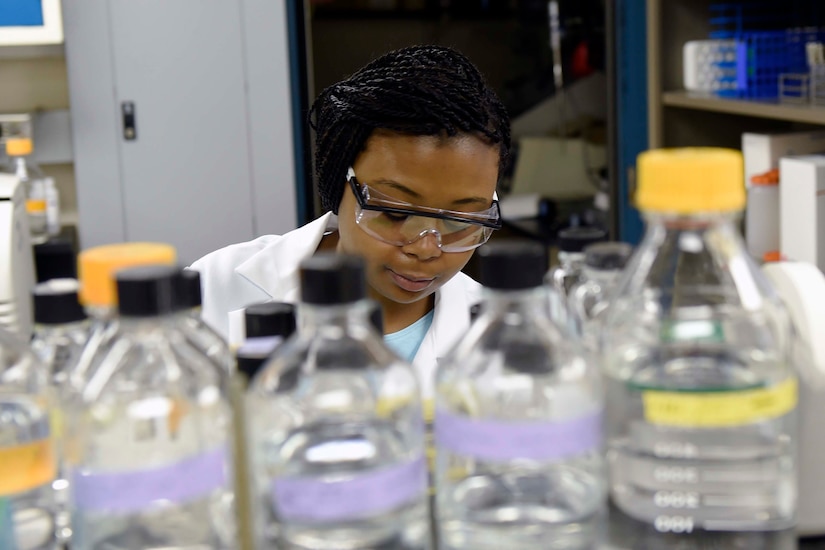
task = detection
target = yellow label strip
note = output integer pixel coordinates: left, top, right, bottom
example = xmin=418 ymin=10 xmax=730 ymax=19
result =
xmin=642 ymin=378 xmax=797 ymax=428
xmin=0 ymin=439 xmax=56 ymax=496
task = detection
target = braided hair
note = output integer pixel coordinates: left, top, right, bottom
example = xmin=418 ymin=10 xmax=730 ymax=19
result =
xmin=309 ymin=45 xmax=511 ymax=214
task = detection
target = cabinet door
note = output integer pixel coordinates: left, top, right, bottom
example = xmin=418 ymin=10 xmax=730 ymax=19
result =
xmin=109 ymin=0 xmax=255 ymax=264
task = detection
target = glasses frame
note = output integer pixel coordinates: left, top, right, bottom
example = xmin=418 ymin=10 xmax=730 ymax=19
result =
xmin=346 ymin=168 xmax=503 ymax=231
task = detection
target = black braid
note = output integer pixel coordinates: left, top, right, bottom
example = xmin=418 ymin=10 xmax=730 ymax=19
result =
xmin=309 ymin=45 xmax=511 ymax=214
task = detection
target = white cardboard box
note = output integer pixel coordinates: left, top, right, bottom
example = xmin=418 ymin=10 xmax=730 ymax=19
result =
xmin=780 ymin=155 xmax=825 ymax=271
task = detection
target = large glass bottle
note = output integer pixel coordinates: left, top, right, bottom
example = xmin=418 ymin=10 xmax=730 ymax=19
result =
xmin=0 ymin=326 xmax=57 ymax=550
xmin=602 ymin=148 xmax=797 ymax=536
xmin=248 ymin=253 xmax=429 ymax=550
xmin=30 ymin=277 xmax=90 ymax=544
xmin=65 ymin=265 xmax=236 ymax=549
xmin=435 ymin=240 xmax=605 ymax=550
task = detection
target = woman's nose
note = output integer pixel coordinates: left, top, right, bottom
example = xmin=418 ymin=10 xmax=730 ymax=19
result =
xmin=401 ymin=228 xmax=443 ymax=260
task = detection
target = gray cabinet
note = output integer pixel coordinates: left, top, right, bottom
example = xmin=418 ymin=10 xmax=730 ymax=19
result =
xmin=62 ymin=0 xmax=300 ymax=263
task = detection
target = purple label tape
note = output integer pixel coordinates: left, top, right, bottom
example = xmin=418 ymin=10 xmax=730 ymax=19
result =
xmin=71 ymin=446 xmax=228 ymax=514
xmin=435 ymin=408 xmax=602 ymax=462
xmin=272 ymin=455 xmax=427 ymax=522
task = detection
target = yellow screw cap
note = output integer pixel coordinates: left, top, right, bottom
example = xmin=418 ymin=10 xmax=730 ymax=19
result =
xmin=636 ymin=148 xmax=745 ymax=214
xmin=78 ymin=243 xmax=177 ymax=307
xmin=6 ymin=138 xmax=33 ymax=157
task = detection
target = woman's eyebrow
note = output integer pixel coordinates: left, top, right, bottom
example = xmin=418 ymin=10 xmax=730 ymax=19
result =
xmin=374 ymin=180 xmax=489 ymax=207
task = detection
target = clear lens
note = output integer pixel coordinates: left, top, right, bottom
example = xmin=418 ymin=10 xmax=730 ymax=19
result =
xmin=355 ymin=208 xmax=492 ymax=252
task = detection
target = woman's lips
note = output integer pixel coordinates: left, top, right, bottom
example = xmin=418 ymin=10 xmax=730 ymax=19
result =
xmin=388 ymin=269 xmax=437 ymax=292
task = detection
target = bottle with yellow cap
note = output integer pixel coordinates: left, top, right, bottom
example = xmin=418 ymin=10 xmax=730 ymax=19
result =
xmin=68 ymin=242 xmax=177 ymax=390
xmin=601 ymin=148 xmax=797 ymax=537
xmin=4 ymin=137 xmax=48 ymax=244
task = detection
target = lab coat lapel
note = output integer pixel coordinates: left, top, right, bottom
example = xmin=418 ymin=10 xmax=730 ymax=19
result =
xmin=414 ymin=274 xmax=477 ymax=399
xmin=234 ymin=212 xmax=335 ymax=301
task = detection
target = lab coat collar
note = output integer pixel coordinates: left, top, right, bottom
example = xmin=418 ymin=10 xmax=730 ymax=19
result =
xmin=234 ymin=212 xmax=337 ymax=301
xmin=413 ymin=271 xmax=478 ymax=398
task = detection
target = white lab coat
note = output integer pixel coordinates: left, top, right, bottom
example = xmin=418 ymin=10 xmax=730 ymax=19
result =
xmin=190 ymin=212 xmax=481 ymax=398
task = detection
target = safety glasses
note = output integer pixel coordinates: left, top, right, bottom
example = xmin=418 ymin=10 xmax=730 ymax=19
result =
xmin=347 ymin=167 xmax=502 ymax=253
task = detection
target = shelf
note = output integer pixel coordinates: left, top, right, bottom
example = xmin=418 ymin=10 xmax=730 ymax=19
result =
xmin=662 ymin=91 xmax=825 ymax=126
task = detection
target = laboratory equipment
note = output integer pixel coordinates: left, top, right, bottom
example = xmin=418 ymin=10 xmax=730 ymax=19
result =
xmin=66 ymin=265 xmax=237 ymax=549
xmin=31 ymin=278 xmax=88 ymax=387
xmin=547 ymin=225 xmax=606 ymax=332
xmin=175 ymin=269 xmax=231 ymax=370
xmin=68 ymin=242 xmax=177 ymax=391
xmin=763 ymin=261 xmax=825 ymax=535
xmin=0 ymin=324 xmax=58 ymax=550
xmin=4 ymin=138 xmax=48 ymax=244
xmin=233 ymin=301 xmax=297 ymax=550
xmin=602 ymin=148 xmax=797 ymax=535
xmin=435 ymin=240 xmax=605 ymax=550
xmin=30 ymin=277 xmax=89 ymax=545
xmin=0 ymin=172 xmax=36 ymax=337
xmin=248 ymin=253 xmax=429 ymax=550
xmin=237 ymin=302 xmax=296 ymax=383
xmin=569 ymin=241 xmax=633 ymax=345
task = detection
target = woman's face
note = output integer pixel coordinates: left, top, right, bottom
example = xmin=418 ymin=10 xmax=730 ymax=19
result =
xmin=336 ymin=130 xmax=500 ymax=311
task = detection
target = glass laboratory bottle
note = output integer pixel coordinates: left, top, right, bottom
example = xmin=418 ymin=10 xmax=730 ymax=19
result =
xmin=65 ymin=265 xmax=236 ymax=549
xmin=547 ymin=226 xmax=606 ymax=333
xmin=435 ymin=240 xmax=606 ymax=550
xmin=236 ymin=302 xmax=297 ymax=385
xmin=248 ymin=253 xmax=429 ymax=550
xmin=175 ymin=269 xmax=232 ymax=371
xmin=568 ymin=241 xmax=633 ymax=347
xmin=0 ymin=325 xmax=58 ymax=550
xmin=602 ymin=148 xmax=797 ymax=537
xmin=31 ymin=277 xmax=90 ymax=545
xmin=68 ymin=242 xmax=177 ymax=392
xmin=4 ymin=138 xmax=48 ymax=244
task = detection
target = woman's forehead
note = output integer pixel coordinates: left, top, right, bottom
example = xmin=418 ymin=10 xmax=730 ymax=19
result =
xmin=354 ymin=132 xmax=499 ymax=203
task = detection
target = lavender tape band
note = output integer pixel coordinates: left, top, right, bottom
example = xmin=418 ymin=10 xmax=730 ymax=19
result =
xmin=435 ymin=409 xmax=602 ymax=462
xmin=272 ymin=455 xmax=427 ymax=522
xmin=71 ymin=447 xmax=228 ymax=514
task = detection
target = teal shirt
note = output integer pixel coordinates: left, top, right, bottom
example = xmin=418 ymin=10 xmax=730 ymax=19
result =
xmin=384 ymin=310 xmax=435 ymax=363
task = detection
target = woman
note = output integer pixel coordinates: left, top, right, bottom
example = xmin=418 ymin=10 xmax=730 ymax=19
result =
xmin=192 ymin=45 xmax=510 ymax=396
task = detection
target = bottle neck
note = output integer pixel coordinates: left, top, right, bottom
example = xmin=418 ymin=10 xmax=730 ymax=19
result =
xmin=643 ymin=210 xmax=741 ymax=231
xmin=35 ymin=318 xmax=89 ymax=336
xmin=84 ymin=304 xmax=118 ymax=322
xmin=12 ymin=157 xmax=28 ymax=179
xmin=482 ymin=286 xmax=550 ymax=318
xmin=641 ymin=210 xmax=744 ymax=258
xmin=298 ymin=299 xmax=376 ymax=336
xmin=117 ymin=310 xmax=183 ymax=330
